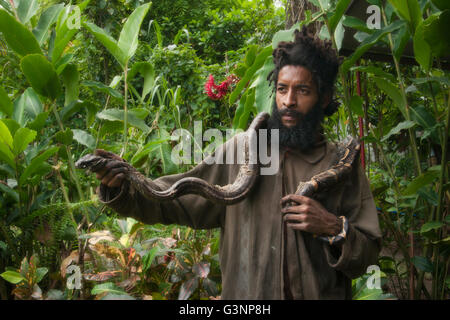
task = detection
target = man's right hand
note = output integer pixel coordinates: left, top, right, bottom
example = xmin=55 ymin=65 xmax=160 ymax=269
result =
xmin=93 ymin=149 xmax=128 ymax=188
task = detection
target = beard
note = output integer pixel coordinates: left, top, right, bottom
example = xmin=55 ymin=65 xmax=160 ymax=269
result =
xmin=267 ymin=99 xmax=324 ymax=152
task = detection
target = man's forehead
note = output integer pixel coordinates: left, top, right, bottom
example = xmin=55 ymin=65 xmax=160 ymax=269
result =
xmin=277 ymin=65 xmax=315 ymax=85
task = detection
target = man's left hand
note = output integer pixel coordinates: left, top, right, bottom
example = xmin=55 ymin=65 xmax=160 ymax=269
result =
xmin=280 ymin=194 xmax=341 ymax=237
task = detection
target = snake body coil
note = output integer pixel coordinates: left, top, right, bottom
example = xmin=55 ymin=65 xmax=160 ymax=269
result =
xmin=76 ymin=112 xmax=270 ymax=205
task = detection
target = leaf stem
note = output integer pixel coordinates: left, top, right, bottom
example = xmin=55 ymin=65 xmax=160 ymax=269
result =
xmin=121 ymin=62 xmax=129 ymax=158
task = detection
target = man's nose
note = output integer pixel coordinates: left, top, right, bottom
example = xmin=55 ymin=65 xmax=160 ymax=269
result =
xmin=283 ymin=89 xmax=296 ymax=108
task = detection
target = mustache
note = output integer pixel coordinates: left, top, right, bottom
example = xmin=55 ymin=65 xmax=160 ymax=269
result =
xmin=277 ymin=108 xmax=303 ymax=119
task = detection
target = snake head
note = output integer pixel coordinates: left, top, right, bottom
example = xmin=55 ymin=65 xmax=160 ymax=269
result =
xmin=75 ymin=154 xmax=107 ymax=173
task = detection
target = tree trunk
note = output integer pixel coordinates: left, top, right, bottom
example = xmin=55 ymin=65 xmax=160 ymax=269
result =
xmin=285 ymin=0 xmax=322 ymax=35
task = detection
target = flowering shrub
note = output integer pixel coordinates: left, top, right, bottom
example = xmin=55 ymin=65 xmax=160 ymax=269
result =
xmin=204 ymin=74 xmax=238 ymax=100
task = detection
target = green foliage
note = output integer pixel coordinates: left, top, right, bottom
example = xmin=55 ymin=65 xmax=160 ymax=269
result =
xmin=0 ymin=0 xmax=448 ymax=301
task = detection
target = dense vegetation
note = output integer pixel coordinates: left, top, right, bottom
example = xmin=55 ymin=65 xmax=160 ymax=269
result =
xmin=0 ymin=0 xmax=448 ymax=300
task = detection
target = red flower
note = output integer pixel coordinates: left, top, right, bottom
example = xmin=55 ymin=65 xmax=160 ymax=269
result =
xmin=204 ymin=74 xmax=238 ymax=100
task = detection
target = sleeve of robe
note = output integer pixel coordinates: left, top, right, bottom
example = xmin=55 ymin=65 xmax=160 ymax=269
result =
xmin=323 ymin=159 xmax=382 ymax=279
xmin=96 ymin=134 xmax=241 ymax=230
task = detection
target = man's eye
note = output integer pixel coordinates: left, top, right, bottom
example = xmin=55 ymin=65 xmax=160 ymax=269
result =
xmin=277 ymin=87 xmax=286 ymax=93
xmin=298 ymin=88 xmax=309 ymax=94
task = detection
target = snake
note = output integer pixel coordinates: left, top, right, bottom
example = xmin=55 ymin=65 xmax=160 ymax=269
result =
xmin=76 ymin=112 xmax=270 ymax=205
xmin=75 ymin=112 xmax=360 ymax=206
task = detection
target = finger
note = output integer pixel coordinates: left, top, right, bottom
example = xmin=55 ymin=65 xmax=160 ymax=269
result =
xmin=286 ymin=222 xmax=309 ymax=231
xmin=95 ymin=149 xmax=125 ymax=162
xmin=107 ymin=173 xmax=125 ymax=188
xmin=101 ymin=167 xmax=127 ymax=186
xmin=96 ymin=160 xmax=127 ymax=180
xmin=96 ymin=168 xmax=107 ymax=180
xmin=280 ymin=194 xmax=313 ymax=207
xmin=281 ymin=205 xmax=309 ymax=215
xmin=283 ymin=213 xmax=308 ymax=223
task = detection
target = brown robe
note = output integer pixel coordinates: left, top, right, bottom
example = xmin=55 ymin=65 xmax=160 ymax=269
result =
xmin=98 ymin=133 xmax=382 ymax=299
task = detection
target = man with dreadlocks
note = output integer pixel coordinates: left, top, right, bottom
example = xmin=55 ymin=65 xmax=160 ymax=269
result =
xmin=94 ymin=27 xmax=381 ymax=299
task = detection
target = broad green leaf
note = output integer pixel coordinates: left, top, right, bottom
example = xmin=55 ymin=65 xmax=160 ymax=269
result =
xmin=432 ymin=0 xmax=450 ymax=11
xmin=153 ymin=128 xmax=178 ymax=174
xmin=373 ymin=77 xmax=407 ymax=119
xmin=417 ymin=187 xmax=438 ymax=206
xmin=19 ymin=146 xmax=59 ymax=185
xmin=381 ymin=120 xmax=416 ymax=142
xmin=142 ymin=246 xmax=160 ymax=272
xmin=0 ymin=86 xmax=13 ymax=117
xmin=117 ymin=2 xmax=151 ymax=63
xmin=17 ymin=0 xmax=39 ymax=24
xmin=328 ymin=0 xmax=351 ymax=33
xmin=232 ymin=91 xmax=247 ymax=130
xmin=60 ymin=100 xmax=97 ymax=125
xmin=82 ymin=81 xmax=123 ymax=100
xmin=388 ymin=0 xmax=422 ymax=31
xmin=349 ymin=95 xmax=364 ymax=117
xmin=420 ymin=221 xmax=444 ymax=233
xmin=0 ymin=9 xmax=42 ymax=56
xmin=411 ymin=256 xmax=433 ymax=272
xmin=0 ymin=142 xmax=15 ymax=168
xmin=423 ymin=10 xmax=450 ymax=57
xmin=350 ymin=65 xmax=396 ymax=83
xmin=334 ymin=20 xmax=345 ymax=51
xmin=13 ymin=127 xmax=36 ymax=156
xmin=0 ymin=119 xmax=13 ymax=148
xmin=52 ymin=3 xmax=86 ymax=63
xmin=238 ymin=88 xmax=256 ymax=130
xmin=54 ymin=53 xmax=74 ymax=75
xmin=342 ymin=15 xmax=372 ymax=33
xmin=91 ymin=282 xmax=127 ymax=296
xmin=251 ymin=56 xmax=274 ymax=114
xmin=341 ymin=20 xmax=405 ymax=73
xmin=61 ymin=64 xmax=79 ymax=106
xmin=410 ymin=105 xmax=439 ymax=143
xmin=83 ymin=22 xmax=126 ymax=67
xmin=403 ymin=170 xmax=439 ymax=195
xmin=272 ymin=23 xmax=299 ymax=49
xmin=413 ymin=20 xmax=432 ymax=71
xmin=35 ymin=267 xmax=48 ymax=283
xmin=54 ymin=128 xmax=73 ymax=145
xmin=13 ymin=88 xmax=43 ymax=126
xmin=0 ymin=271 xmax=26 ymax=284
xmin=0 ymin=183 xmax=18 ymax=202
xmin=128 ymin=62 xmax=155 ymax=101
xmin=393 ymin=24 xmax=411 ymax=60
xmin=72 ymin=129 xmax=95 ymax=149
xmin=131 ymin=138 xmax=170 ymax=167
xmin=109 ymin=75 xmax=122 ymax=89
xmin=244 ymin=45 xmax=259 ymax=67
xmin=148 ymin=19 xmax=162 ymax=48
xmin=27 ymin=111 xmax=49 ymax=132
xmin=317 ymin=0 xmax=331 ymax=10
xmin=20 ymin=54 xmax=62 ymax=100
xmin=0 ymin=119 xmax=19 ymax=137
xmin=0 ymin=0 xmax=11 ymax=13
xmin=32 ymin=4 xmax=64 ymax=45
xmin=229 ymin=46 xmax=272 ymax=105
xmin=96 ymin=109 xmax=149 ymax=132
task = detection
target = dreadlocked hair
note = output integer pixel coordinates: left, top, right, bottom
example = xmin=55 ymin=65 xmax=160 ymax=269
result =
xmin=268 ymin=26 xmax=341 ymax=116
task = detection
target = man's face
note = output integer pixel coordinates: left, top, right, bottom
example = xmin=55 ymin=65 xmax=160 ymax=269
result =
xmin=275 ymin=65 xmax=320 ymax=127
